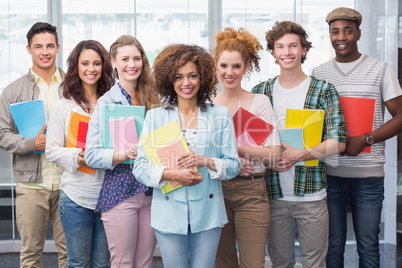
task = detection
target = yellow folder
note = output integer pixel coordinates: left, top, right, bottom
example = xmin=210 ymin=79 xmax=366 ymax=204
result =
xmin=139 ymin=120 xmax=198 ymax=194
xmin=285 ymin=109 xmax=325 ymax=166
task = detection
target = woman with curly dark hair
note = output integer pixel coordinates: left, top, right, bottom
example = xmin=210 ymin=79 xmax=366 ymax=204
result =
xmin=133 ymin=44 xmax=241 ymax=268
xmin=46 ymin=40 xmax=113 ymax=267
xmin=85 ymin=35 xmax=160 ymax=268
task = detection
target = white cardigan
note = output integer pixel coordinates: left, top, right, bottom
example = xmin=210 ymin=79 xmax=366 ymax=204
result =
xmin=46 ymin=98 xmax=104 ymax=210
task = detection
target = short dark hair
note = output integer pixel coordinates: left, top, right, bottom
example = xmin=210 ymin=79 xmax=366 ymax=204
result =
xmin=26 ymin=22 xmax=58 ymax=47
xmin=265 ymin=21 xmax=312 ymax=63
xmin=63 ymin=40 xmax=114 ymax=113
xmin=153 ymin=44 xmax=218 ymax=112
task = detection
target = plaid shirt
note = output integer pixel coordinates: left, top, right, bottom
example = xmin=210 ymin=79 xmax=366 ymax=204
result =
xmin=251 ymin=76 xmax=347 ymax=199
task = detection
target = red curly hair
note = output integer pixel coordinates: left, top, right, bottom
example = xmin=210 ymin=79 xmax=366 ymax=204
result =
xmin=213 ymin=27 xmax=263 ymax=74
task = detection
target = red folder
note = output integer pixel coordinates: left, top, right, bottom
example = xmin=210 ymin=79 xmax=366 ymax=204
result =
xmin=76 ymin=121 xmax=95 ymax=175
xmin=76 ymin=121 xmax=89 ymax=150
xmin=233 ymin=107 xmax=274 ymax=146
xmin=340 ymin=96 xmax=375 ymax=153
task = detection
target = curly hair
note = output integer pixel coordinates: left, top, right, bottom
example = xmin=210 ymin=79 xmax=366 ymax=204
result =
xmin=63 ymin=40 xmax=114 ymax=113
xmin=153 ymin=44 xmax=218 ymax=112
xmin=213 ymin=27 xmax=263 ymax=74
xmin=109 ymin=35 xmax=160 ymax=111
xmin=265 ymin=21 xmax=312 ymax=63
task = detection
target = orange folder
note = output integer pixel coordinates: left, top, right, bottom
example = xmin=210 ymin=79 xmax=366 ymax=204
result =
xmin=340 ymin=96 xmax=375 ymax=153
xmin=66 ymin=111 xmax=95 ymax=175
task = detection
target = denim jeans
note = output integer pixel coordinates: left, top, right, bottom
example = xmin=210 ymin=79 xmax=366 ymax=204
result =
xmin=155 ymin=226 xmax=221 ymax=268
xmin=326 ymin=175 xmax=384 ymax=268
xmin=59 ymin=191 xmax=110 ymax=268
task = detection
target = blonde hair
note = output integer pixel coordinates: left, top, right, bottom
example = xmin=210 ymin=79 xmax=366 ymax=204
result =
xmin=213 ymin=27 xmax=263 ymax=75
xmin=109 ymin=35 xmax=160 ymax=110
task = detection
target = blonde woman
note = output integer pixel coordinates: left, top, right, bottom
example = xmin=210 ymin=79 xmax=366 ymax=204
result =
xmin=85 ymin=35 xmax=160 ymax=268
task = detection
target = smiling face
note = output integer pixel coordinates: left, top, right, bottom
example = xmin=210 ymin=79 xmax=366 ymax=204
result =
xmin=173 ymin=61 xmax=200 ymax=105
xmin=330 ymin=19 xmax=361 ymax=62
xmin=111 ymin=45 xmax=143 ymax=88
xmin=217 ymin=50 xmax=248 ymax=91
xmin=272 ymin=33 xmax=306 ymax=71
xmin=78 ymin=49 xmax=102 ymax=90
xmin=27 ymin=32 xmax=60 ymax=75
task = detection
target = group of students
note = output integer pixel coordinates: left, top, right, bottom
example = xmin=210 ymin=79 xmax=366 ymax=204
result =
xmin=0 ymin=6 xmax=402 ymax=268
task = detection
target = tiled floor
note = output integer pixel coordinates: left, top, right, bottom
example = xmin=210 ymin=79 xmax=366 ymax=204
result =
xmin=1 ymin=244 xmax=401 ymax=267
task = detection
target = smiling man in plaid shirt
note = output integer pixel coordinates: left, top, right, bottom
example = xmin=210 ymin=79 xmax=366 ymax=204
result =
xmin=251 ymin=21 xmax=347 ymax=267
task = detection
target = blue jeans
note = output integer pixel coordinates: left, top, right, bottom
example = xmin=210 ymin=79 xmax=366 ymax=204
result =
xmin=59 ymin=191 xmax=110 ymax=268
xmin=155 ymin=226 xmax=221 ymax=268
xmin=326 ymin=175 xmax=384 ymax=268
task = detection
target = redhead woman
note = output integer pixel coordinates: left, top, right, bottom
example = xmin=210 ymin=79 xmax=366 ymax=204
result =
xmin=213 ymin=28 xmax=281 ymax=268
xmin=85 ymin=35 xmax=160 ymax=268
xmin=46 ymin=40 xmax=114 ymax=267
xmin=133 ymin=44 xmax=241 ymax=268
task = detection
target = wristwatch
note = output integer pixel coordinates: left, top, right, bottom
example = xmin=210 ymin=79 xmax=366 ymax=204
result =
xmin=365 ymin=133 xmax=375 ymax=146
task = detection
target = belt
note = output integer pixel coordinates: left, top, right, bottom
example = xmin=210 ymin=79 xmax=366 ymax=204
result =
xmin=234 ymin=174 xmax=264 ymax=180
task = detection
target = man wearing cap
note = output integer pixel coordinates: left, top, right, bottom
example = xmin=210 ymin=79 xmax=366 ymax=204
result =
xmin=313 ymin=7 xmax=402 ymax=268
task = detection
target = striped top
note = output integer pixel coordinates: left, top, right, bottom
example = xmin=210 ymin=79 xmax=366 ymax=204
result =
xmin=312 ymin=54 xmax=402 ymax=177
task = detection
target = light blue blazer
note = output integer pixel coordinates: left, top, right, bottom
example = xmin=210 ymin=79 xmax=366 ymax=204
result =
xmin=133 ymin=104 xmax=241 ymax=235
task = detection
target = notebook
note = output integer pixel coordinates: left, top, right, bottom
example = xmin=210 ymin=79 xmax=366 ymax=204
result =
xmin=9 ymin=100 xmax=47 ymax=153
xmin=9 ymin=100 xmax=46 ymax=139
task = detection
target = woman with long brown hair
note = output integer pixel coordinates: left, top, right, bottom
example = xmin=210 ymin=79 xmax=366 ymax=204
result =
xmin=46 ymin=40 xmax=114 ymax=267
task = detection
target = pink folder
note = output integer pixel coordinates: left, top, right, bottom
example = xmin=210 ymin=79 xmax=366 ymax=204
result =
xmin=157 ymin=141 xmax=187 ymax=187
xmin=108 ymin=116 xmax=138 ymax=151
xmin=236 ymin=131 xmax=258 ymax=146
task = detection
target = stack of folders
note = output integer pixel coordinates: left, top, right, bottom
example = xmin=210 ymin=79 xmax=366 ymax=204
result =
xmin=284 ymin=108 xmax=325 ymax=166
xmin=102 ymin=104 xmax=145 ymax=164
xmin=232 ymin=107 xmax=275 ymax=147
xmin=66 ymin=111 xmax=94 ymax=174
xmin=140 ymin=120 xmax=198 ymax=194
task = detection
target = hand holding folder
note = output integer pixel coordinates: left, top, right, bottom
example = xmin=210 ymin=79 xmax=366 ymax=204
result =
xmin=66 ymin=111 xmax=95 ymax=175
xmin=140 ymin=120 xmax=199 ymax=194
